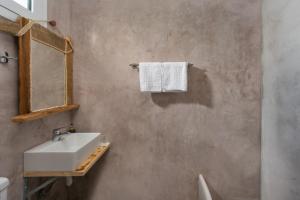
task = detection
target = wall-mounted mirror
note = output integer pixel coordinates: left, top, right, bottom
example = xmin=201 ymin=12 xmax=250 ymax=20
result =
xmin=0 ymin=17 xmax=79 ymax=122
xmin=31 ymin=40 xmax=66 ymax=111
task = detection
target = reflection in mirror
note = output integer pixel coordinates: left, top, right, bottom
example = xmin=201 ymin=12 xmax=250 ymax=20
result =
xmin=31 ymin=40 xmax=66 ymax=111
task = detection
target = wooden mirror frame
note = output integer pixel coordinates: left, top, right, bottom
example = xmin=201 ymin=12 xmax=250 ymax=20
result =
xmin=0 ymin=17 xmax=79 ymax=122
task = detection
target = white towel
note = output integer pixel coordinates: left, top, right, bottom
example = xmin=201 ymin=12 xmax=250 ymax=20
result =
xmin=139 ymin=62 xmax=162 ymax=92
xmin=162 ymin=62 xmax=188 ymax=92
xmin=198 ymin=174 xmax=212 ymax=200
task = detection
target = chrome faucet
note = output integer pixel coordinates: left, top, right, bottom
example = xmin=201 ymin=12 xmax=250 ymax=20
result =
xmin=52 ymin=125 xmax=74 ymax=141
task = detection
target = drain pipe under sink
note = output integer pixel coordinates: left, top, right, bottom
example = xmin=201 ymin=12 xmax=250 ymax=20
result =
xmin=66 ymin=177 xmax=73 ymax=186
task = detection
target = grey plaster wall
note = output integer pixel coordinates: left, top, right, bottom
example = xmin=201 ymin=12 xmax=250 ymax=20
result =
xmin=1 ymin=0 xmax=263 ymax=199
xmin=71 ymin=0 xmax=262 ymax=199
xmin=262 ymin=0 xmax=300 ymax=199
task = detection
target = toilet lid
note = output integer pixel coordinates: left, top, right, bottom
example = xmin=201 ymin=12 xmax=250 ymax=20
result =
xmin=0 ymin=177 xmax=9 ymax=191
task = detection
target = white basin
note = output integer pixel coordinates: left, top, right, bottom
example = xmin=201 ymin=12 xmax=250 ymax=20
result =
xmin=24 ymin=133 xmax=102 ymax=172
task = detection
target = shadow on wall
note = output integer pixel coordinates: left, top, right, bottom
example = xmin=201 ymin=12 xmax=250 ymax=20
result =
xmin=205 ymin=180 xmax=223 ymax=200
xmin=151 ymin=67 xmax=213 ymax=108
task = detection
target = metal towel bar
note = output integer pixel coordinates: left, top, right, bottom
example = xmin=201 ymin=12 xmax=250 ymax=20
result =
xmin=129 ymin=62 xmax=193 ymax=69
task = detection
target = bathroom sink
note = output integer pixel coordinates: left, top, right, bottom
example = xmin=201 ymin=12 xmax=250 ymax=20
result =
xmin=24 ymin=133 xmax=102 ymax=172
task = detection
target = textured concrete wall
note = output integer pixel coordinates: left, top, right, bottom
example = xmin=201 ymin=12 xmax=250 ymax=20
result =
xmin=71 ymin=0 xmax=262 ymax=199
xmin=262 ymin=0 xmax=300 ymax=199
xmin=0 ymin=1 xmax=72 ymax=199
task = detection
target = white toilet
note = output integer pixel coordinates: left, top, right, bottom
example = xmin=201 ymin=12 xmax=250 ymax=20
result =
xmin=0 ymin=177 xmax=9 ymax=200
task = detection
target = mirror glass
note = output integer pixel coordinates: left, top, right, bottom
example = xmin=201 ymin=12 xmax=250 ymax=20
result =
xmin=30 ymin=40 xmax=66 ymax=111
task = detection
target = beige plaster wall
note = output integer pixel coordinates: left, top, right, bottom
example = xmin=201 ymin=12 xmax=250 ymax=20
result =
xmin=0 ymin=1 xmax=72 ymax=199
xmin=71 ymin=0 xmax=262 ymax=199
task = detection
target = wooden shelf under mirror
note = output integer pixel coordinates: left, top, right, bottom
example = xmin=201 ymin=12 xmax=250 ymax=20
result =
xmin=0 ymin=17 xmax=79 ymax=122
xmin=12 ymin=104 xmax=80 ymax=123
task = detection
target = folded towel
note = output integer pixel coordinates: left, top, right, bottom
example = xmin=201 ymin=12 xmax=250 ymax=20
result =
xmin=162 ymin=62 xmax=188 ymax=92
xmin=139 ymin=62 xmax=162 ymax=92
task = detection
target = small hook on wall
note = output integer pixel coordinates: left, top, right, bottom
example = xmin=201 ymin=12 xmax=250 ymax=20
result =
xmin=0 ymin=51 xmax=18 ymax=64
